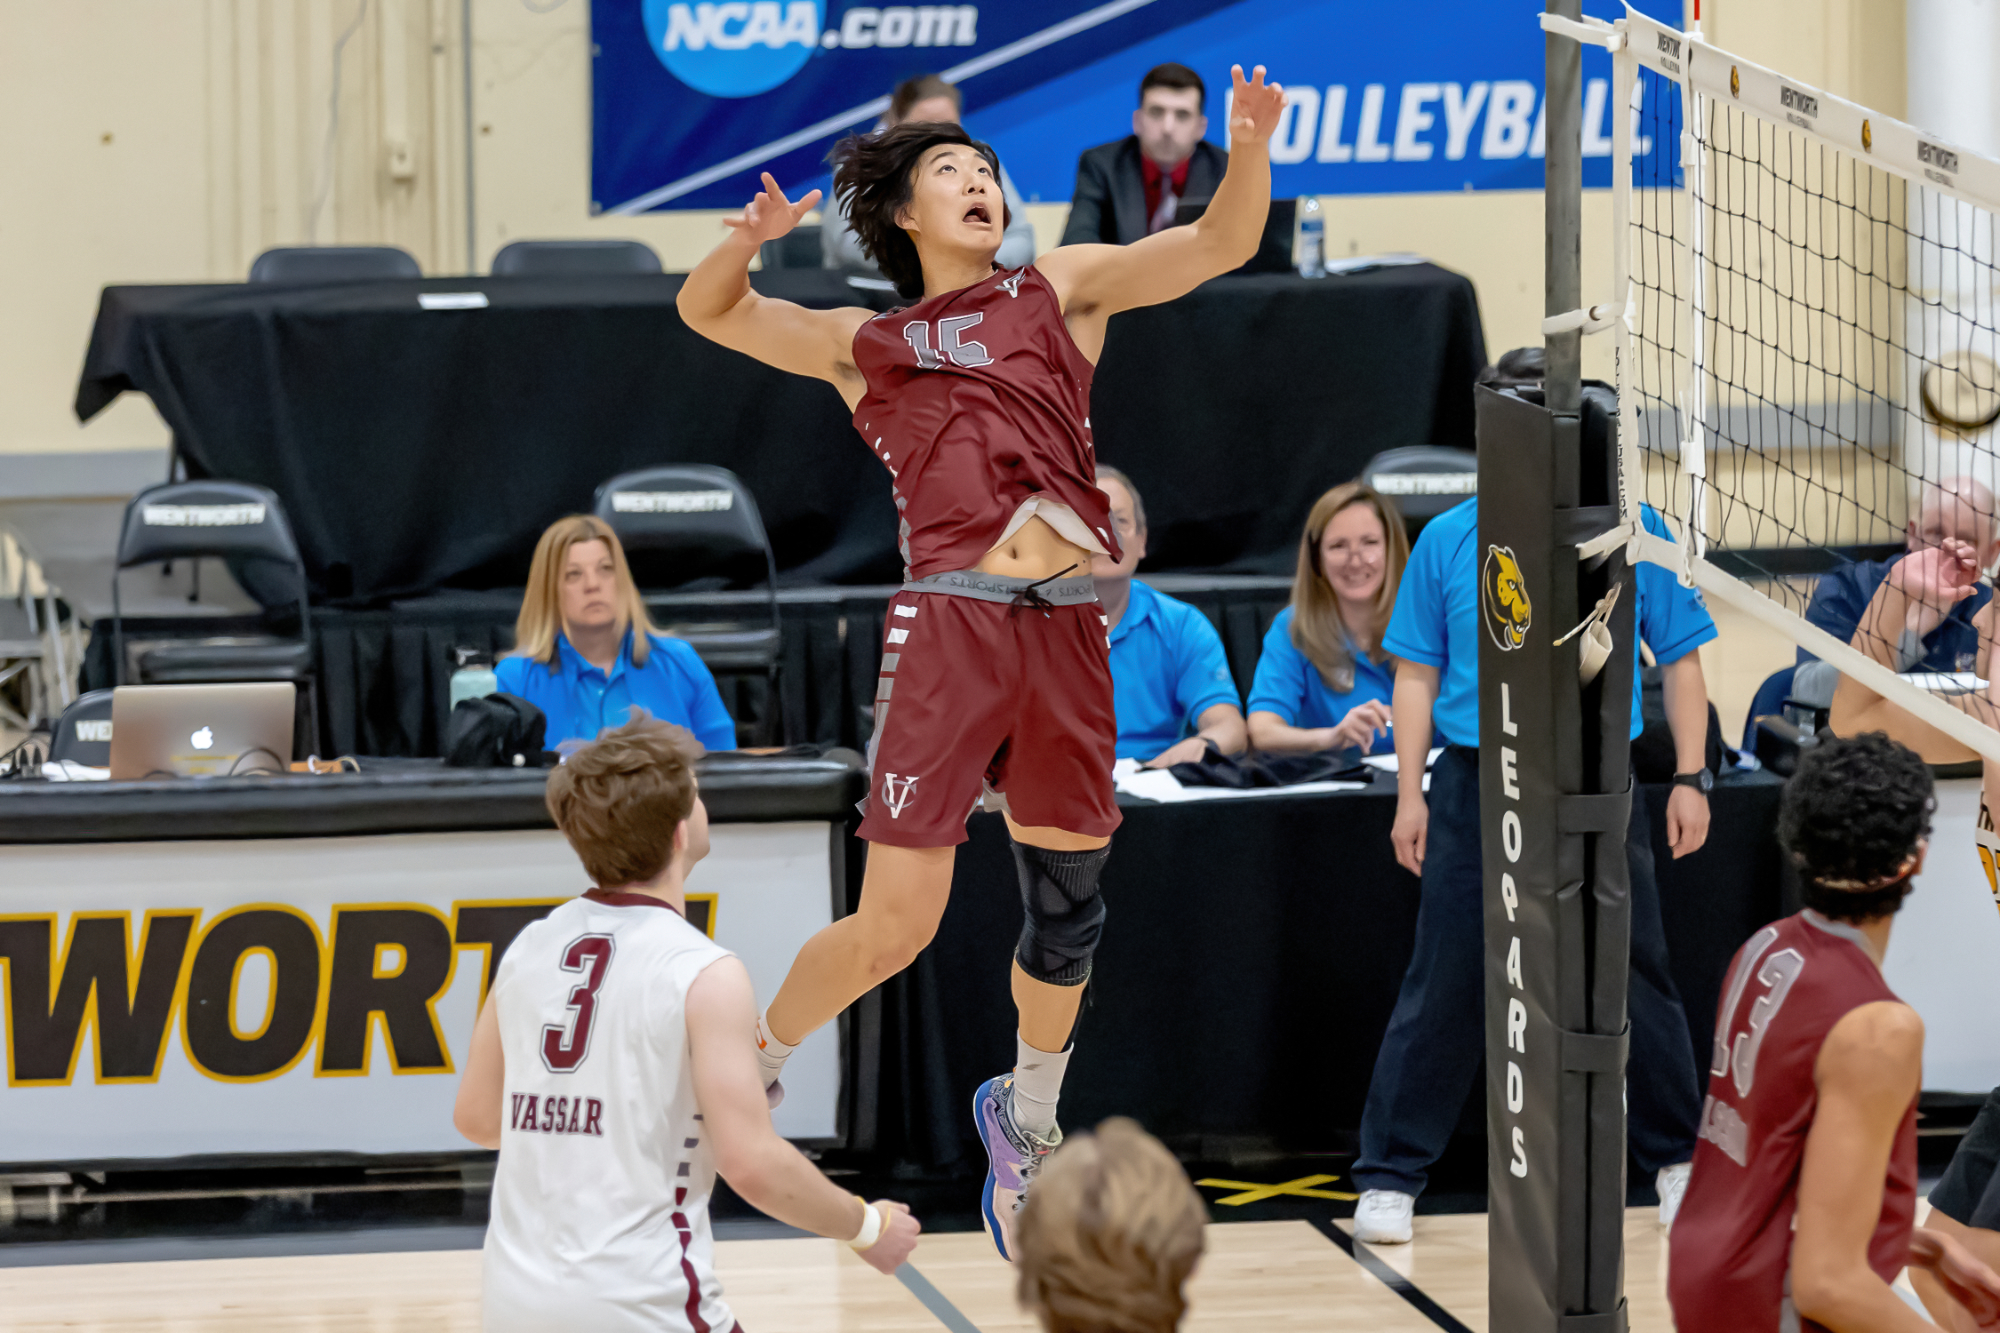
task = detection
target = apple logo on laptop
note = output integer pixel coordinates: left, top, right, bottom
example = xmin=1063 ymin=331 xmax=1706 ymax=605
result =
xmin=191 ymin=726 xmax=215 ymax=751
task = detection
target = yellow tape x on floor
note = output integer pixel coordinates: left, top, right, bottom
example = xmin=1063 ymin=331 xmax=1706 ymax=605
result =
xmin=1194 ymin=1174 xmax=1360 ymax=1206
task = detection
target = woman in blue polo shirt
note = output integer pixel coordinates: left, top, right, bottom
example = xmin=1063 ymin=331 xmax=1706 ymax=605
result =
xmin=1247 ymin=483 xmax=1409 ymax=756
xmin=495 ymin=515 xmax=737 ymax=752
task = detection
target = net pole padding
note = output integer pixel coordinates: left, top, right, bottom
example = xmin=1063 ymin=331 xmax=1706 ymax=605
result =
xmin=1632 ymin=533 xmax=2000 ymax=765
xmin=1624 ymin=6 xmax=2000 ymax=218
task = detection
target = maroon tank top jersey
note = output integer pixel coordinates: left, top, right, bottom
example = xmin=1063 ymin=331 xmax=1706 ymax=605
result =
xmin=850 ymin=265 xmax=1121 ymax=580
xmin=1668 ymin=911 xmax=1918 ymax=1332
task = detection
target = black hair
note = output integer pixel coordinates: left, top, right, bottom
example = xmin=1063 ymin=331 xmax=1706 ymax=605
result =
xmin=1777 ymin=732 xmax=1934 ymax=924
xmin=1476 ymin=346 xmax=1547 ymax=390
xmin=1140 ymin=62 xmax=1206 ymax=110
xmin=830 ymin=120 xmax=1007 ymax=300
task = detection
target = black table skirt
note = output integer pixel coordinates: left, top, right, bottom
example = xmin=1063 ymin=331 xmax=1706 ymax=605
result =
xmin=85 ymin=577 xmax=1299 ymax=757
xmin=76 ymin=266 xmax=1486 ymax=605
xmin=850 ymin=772 xmax=1787 ymax=1173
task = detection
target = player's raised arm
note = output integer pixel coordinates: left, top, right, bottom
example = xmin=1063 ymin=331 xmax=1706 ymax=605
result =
xmin=678 ymin=173 xmax=872 ymax=400
xmin=1039 ymin=65 xmax=1285 ymax=334
xmin=685 ymin=954 xmax=920 ymax=1274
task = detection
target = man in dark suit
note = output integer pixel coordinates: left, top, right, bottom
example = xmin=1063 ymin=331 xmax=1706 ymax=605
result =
xmin=1061 ymin=63 xmax=1229 ymax=247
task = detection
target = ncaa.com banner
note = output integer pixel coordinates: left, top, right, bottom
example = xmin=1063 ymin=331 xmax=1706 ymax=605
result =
xmin=591 ymin=0 xmax=1682 ymax=215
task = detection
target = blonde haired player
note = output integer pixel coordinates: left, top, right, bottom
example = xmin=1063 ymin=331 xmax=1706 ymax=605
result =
xmin=454 ymin=716 xmax=919 ymax=1331
xmin=1015 ymin=1117 xmax=1207 ymax=1333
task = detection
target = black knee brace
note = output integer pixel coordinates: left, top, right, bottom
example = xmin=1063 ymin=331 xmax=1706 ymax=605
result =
xmin=1012 ymin=841 xmax=1110 ymax=986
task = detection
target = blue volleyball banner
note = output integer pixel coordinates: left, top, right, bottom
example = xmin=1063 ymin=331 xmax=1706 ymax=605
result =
xmin=591 ymin=0 xmax=1682 ymax=215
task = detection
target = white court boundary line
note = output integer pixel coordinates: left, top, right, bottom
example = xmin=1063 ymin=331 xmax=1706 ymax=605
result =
xmin=607 ymin=0 xmax=1163 ymax=214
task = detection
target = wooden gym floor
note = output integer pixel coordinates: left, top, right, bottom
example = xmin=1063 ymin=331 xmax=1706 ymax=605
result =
xmin=0 ymin=1210 xmax=1678 ymax=1333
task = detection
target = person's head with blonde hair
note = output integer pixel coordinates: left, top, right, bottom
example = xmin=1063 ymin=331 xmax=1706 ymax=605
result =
xmin=513 ymin=514 xmax=662 ymax=667
xmin=1016 ymin=1117 xmax=1207 ymax=1333
xmin=1288 ymin=482 xmax=1410 ymax=691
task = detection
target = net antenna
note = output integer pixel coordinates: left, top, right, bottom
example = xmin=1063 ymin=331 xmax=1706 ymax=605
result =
xmin=1570 ymin=4 xmax=2000 ymax=763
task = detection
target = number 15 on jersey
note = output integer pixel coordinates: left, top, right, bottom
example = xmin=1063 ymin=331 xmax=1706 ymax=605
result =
xmin=904 ymin=313 xmax=992 ymax=369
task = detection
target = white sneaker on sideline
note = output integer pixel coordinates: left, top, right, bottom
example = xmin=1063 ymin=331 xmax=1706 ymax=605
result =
xmin=1656 ymin=1161 xmax=1692 ymax=1232
xmin=1353 ymin=1189 xmax=1416 ymax=1245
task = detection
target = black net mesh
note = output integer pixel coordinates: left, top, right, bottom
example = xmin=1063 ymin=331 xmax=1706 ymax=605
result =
xmin=1628 ymin=61 xmax=2000 ymax=724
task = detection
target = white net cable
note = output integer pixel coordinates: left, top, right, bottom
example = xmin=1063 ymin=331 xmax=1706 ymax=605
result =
xmin=1607 ymin=6 xmax=2000 ymax=762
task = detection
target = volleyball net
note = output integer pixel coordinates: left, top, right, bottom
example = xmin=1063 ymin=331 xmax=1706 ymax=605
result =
xmin=1570 ymin=4 xmax=2000 ymax=760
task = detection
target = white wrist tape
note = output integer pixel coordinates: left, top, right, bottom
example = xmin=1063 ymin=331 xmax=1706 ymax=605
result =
xmin=847 ymin=1198 xmax=883 ymax=1251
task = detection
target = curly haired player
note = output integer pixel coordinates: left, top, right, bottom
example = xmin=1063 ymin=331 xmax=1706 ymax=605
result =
xmin=1668 ymin=733 xmax=2000 ymax=1331
xmin=677 ymin=66 xmax=1287 ymax=1259
xmin=1826 ymin=558 xmax=2000 ymax=1331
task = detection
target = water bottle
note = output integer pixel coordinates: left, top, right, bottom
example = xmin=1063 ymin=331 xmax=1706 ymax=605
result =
xmin=450 ymin=646 xmax=499 ymax=709
xmin=1295 ymin=195 xmax=1326 ymax=279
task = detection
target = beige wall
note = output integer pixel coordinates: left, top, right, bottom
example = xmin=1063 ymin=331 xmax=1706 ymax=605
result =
xmin=0 ymin=0 xmax=1908 ymax=460
xmin=1 ymin=0 xmax=469 ymax=459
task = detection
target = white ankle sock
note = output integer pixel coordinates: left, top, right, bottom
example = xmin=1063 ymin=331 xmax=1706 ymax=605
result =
xmin=754 ymin=1012 xmax=797 ymax=1087
xmin=1009 ymin=1036 xmax=1071 ymax=1140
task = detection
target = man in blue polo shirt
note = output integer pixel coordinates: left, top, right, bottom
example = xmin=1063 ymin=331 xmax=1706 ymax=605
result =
xmin=1094 ymin=468 xmax=1246 ymax=766
xmin=1350 ymin=496 xmax=1717 ymax=1246
xmin=1793 ymin=474 xmax=1999 ymax=707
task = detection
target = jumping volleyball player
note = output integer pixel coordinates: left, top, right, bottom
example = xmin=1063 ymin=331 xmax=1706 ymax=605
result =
xmin=679 ymin=66 xmax=1287 ymax=1257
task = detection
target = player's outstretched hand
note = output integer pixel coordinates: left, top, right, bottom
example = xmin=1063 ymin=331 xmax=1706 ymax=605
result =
xmin=1227 ymin=65 xmax=1286 ymax=146
xmin=858 ymin=1199 xmax=921 ymax=1275
xmin=725 ymin=172 xmax=822 ymax=247
xmin=1911 ymin=1227 xmax=2000 ymax=1327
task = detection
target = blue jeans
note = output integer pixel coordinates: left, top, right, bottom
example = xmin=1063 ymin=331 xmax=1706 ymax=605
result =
xmin=1352 ymin=745 xmax=1702 ymax=1196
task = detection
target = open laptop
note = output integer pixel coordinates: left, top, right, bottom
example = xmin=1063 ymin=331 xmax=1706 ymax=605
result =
xmin=1173 ymin=196 xmax=1298 ymax=274
xmin=109 ymin=683 xmax=296 ymax=779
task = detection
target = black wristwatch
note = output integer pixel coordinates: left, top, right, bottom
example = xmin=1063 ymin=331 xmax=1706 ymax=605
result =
xmin=1671 ymin=768 xmax=1713 ymax=795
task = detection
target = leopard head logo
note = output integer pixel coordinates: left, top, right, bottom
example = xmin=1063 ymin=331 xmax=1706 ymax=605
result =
xmin=1482 ymin=544 xmax=1532 ymax=652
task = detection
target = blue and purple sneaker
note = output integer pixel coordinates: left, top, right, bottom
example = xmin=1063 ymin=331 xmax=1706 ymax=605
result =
xmin=973 ymin=1073 xmax=1062 ymax=1262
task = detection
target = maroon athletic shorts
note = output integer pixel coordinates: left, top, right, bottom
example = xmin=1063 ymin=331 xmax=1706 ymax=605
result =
xmin=858 ymin=569 xmax=1121 ymax=848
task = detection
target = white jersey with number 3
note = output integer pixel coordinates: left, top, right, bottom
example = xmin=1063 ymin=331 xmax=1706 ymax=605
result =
xmin=482 ymin=891 xmax=736 ymax=1333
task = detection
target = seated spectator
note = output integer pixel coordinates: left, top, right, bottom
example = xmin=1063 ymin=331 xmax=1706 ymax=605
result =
xmin=1061 ymin=63 xmax=1228 ymax=246
xmin=496 ymin=515 xmax=735 ymax=752
xmin=1247 ymin=484 xmax=1408 ymax=755
xmin=1794 ymin=474 xmax=1999 ymax=708
xmin=1015 ymin=1117 xmax=1207 ymax=1333
xmin=1094 ymin=467 xmax=1246 ymax=767
xmin=822 ymin=74 xmax=1036 ymax=277
xmin=1821 ymin=533 xmax=2000 ymax=765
